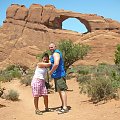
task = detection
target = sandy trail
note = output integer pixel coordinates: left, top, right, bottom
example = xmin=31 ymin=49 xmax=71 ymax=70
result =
xmin=0 ymin=78 xmax=120 ymax=120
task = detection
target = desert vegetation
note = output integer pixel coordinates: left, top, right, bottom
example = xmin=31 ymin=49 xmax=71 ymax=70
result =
xmin=67 ymin=63 xmax=120 ymax=103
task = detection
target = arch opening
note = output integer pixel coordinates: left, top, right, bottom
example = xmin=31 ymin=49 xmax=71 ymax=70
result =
xmin=62 ymin=18 xmax=88 ymax=33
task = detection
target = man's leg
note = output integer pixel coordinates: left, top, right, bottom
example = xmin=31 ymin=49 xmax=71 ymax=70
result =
xmin=59 ymin=91 xmax=67 ymax=109
xmin=58 ymin=90 xmax=69 ymax=114
xmin=55 ymin=77 xmax=68 ymax=111
xmin=58 ymin=91 xmax=64 ymax=107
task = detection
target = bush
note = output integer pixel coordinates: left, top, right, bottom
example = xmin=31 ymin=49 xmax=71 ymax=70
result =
xmin=0 ymin=65 xmax=22 ymax=82
xmin=5 ymin=89 xmax=19 ymax=101
xmin=0 ymin=71 xmax=14 ymax=82
xmin=5 ymin=65 xmax=16 ymax=71
xmin=86 ymin=77 xmax=116 ymax=103
xmin=114 ymin=44 xmax=120 ymax=65
xmin=77 ymin=64 xmax=120 ymax=103
xmin=78 ymin=74 xmax=91 ymax=84
xmin=6 ymin=65 xmax=22 ymax=78
xmin=110 ymin=70 xmax=120 ymax=88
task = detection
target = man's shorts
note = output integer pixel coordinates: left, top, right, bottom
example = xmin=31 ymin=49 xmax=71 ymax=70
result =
xmin=54 ymin=77 xmax=68 ymax=92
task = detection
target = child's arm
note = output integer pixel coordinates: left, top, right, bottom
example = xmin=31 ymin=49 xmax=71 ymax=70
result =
xmin=37 ymin=62 xmax=51 ymax=68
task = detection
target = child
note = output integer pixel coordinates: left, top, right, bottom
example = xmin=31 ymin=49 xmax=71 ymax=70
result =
xmin=31 ymin=53 xmax=53 ymax=115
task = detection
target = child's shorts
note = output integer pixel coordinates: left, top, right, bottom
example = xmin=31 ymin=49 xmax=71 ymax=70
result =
xmin=31 ymin=78 xmax=48 ymax=97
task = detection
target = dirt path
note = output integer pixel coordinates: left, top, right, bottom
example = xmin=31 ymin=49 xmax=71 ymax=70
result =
xmin=0 ymin=78 xmax=120 ymax=120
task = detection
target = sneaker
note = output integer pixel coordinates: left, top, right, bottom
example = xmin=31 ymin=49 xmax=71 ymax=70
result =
xmin=35 ymin=109 xmax=43 ymax=115
xmin=58 ymin=108 xmax=69 ymax=114
xmin=45 ymin=108 xmax=54 ymax=112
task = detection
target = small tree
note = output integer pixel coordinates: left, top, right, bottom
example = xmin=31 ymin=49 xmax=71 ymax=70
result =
xmin=58 ymin=39 xmax=90 ymax=71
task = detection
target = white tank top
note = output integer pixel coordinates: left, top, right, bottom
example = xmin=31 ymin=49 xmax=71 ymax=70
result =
xmin=33 ymin=66 xmax=47 ymax=80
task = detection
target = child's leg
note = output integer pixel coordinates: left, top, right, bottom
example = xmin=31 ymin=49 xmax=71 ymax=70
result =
xmin=43 ymin=95 xmax=48 ymax=109
xmin=43 ymin=95 xmax=54 ymax=112
xmin=34 ymin=97 xmax=39 ymax=110
xmin=34 ymin=97 xmax=43 ymax=115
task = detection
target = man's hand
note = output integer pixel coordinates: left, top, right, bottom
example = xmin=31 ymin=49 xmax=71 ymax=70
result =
xmin=49 ymin=71 xmax=52 ymax=75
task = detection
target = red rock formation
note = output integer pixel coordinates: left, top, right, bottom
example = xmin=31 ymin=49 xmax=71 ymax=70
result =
xmin=5 ymin=4 xmax=120 ymax=33
xmin=0 ymin=4 xmax=120 ymax=69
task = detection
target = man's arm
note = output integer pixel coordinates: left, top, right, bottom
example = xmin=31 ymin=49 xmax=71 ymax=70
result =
xmin=49 ymin=52 xmax=60 ymax=75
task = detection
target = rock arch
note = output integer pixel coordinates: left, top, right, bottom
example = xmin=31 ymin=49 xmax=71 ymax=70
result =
xmin=5 ymin=4 xmax=120 ymax=33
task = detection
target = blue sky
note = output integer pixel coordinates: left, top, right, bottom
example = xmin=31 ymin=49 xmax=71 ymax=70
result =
xmin=0 ymin=0 xmax=120 ymax=33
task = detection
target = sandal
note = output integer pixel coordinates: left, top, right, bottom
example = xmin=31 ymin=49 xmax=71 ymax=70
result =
xmin=35 ymin=109 xmax=43 ymax=115
xmin=45 ymin=108 xmax=54 ymax=112
xmin=58 ymin=108 xmax=69 ymax=114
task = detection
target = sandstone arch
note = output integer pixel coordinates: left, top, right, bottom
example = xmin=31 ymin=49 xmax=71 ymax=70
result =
xmin=4 ymin=4 xmax=120 ymax=33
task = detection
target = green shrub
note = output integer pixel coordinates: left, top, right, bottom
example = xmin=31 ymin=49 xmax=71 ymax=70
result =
xmin=0 ymin=75 xmax=6 ymax=82
xmin=0 ymin=71 xmax=13 ymax=82
xmin=114 ymin=44 xmax=120 ymax=65
xmin=77 ymin=68 xmax=89 ymax=75
xmin=77 ymin=64 xmax=120 ymax=103
xmin=87 ymin=77 xmax=116 ymax=102
xmin=6 ymin=65 xmax=22 ymax=78
xmin=0 ymin=65 xmax=22 ymax=82
xmin=9 ymin=69 xmax=21 ymax=78
xmin=110 ymin=70 xmax=120 ymax=88
xmin=78 ymin=74 xmax=91 ymax=83
xmin=5 ymin=65 xmax=16 ymax=71
xmin=5 ymin=89 xmax=19 ymax=101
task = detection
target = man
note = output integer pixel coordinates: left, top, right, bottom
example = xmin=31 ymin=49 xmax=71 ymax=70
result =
xmin=49 ymin=43 xmax=69 ymax=114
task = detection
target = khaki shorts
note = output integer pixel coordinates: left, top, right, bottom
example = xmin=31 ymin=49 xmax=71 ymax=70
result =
xmin=54 ymin=77 xmax=68 ymax=92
